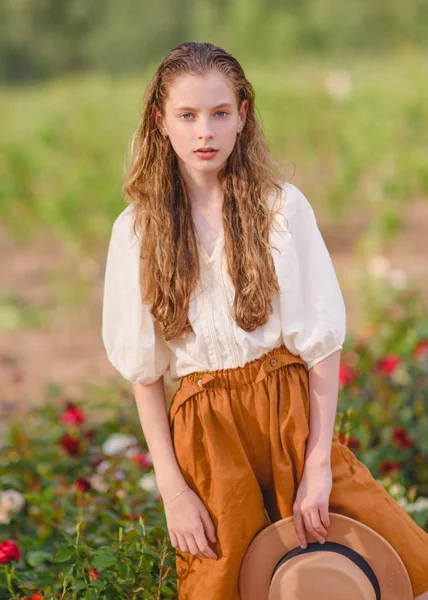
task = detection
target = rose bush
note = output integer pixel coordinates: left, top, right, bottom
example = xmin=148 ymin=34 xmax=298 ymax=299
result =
xmin=1 ymin=287 xmax=427 ymax=598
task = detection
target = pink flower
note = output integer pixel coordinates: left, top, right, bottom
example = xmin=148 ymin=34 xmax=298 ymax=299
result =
xmin=0 ymin=540 xmax=21 ymax=563
xmin=61 ymin=404 xmax=85 ymax=425
xmin=89 ymin=569 xmax=100 ymax=581
xmin=376 ymin=354 xmax=401 ymax=376
xmin=392 ymin=426 xmax=414 ymax=449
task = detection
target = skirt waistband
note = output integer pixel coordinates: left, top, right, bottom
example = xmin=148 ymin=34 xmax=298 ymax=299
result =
xmin=168 ymin=344 xmax=307 ymax=424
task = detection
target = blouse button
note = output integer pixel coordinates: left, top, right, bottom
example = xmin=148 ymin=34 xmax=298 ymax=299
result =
xmin=270 ymin=358 xmax=277 ymax=367
xmin=197 ymin=379 xmax=203 ymax=387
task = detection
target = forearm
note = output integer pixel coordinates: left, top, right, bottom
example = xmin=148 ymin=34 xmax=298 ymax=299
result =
xmin=133 ymin=378 xmax=187 ymax=501
xmin=304 ymin=349 xmax=341 ymax=468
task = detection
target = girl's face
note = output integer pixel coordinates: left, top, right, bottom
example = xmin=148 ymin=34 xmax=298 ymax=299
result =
xmin=155 ymin=70 xmax=248 ymax=176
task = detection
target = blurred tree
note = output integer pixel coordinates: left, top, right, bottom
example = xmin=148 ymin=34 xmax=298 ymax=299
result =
xmin=0 ymin=0 xmax=427 ymax=83
xmin=0 ymin=0 xmax=105 ymax=81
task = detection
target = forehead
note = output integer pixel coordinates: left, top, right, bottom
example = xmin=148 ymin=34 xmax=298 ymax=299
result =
xmin=166 ymin=70 xmax=237 ymax=109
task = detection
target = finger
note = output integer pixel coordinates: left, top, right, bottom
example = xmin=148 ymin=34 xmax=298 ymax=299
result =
xmin=169 ymin=531 xmax=179 ymax=549
xmin=303 ymin=511 xmax=315 ymax=540
xmin=185 ymin=534 xmax=203 ymax=558
xmin=320 ymin=506 xmax=331 ymax=530
xmin=194 ymin=522 xmax=218 ymax=559
xmin=193 ymin=529 xmax=217 ymax=560
xmin=293 ymin=509 xmax=307 ymax=548
xmin=310 ymin=508 xmax=327 ymax=540
xmin=200 ymin=508 xmax=217 ymax=544
xmin=176 ymin=533 xmax=190 ymax=555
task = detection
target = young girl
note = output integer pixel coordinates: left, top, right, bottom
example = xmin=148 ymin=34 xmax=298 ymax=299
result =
xmin=102 ymin=42 xmax=428 ymax=600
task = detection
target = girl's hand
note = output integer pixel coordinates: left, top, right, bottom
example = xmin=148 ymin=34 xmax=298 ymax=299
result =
xmin=164 ymin=487 xmax=218 ymax=560
xmin=292 ymin=462 xmax=332 ymax=549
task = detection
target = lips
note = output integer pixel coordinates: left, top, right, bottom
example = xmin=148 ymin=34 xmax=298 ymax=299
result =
xmin=195 ymin=148 xmax=217 ymax=152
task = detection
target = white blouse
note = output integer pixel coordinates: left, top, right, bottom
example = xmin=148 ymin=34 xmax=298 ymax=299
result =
xmin=101 ymin=182 xmax=346 ymax=385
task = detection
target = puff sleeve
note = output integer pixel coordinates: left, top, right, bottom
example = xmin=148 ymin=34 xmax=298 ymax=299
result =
xmin=275 ymin=183 xmax=346 ymax=370
xmin=101 ymin=205 xmax=171 ymax=385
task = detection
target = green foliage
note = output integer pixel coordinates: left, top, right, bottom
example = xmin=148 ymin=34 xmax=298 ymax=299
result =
xmin=0 ymin=0 xmax=427 ymax=83
xmin=0 ymin=288 xmax=427 ymax=597
xmin=1 ymin=52 xmax=427 ymax=257
xmin=336 ymin=285 xmax=428 ymax=529
xmin=0 ymin=386 xmax=177 ymax=598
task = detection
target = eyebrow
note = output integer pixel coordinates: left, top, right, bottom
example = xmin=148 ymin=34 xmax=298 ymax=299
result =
xmin=174 ymin=102 xmax=233 ymax=112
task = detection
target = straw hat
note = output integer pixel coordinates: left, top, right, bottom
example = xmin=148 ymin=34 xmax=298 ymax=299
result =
xmin=239 ymin=513 xmax=413 ymax=599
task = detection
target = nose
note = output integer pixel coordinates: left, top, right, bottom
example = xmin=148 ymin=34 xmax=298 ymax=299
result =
xmin=197 ymin=116 xmax=214 ymax=140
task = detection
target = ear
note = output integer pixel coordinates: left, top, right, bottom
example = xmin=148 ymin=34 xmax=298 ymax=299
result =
xmin=154 ymin=107 xmax=166 ymax=136
xmin=238 ymin=99 xmax=249 ymax=130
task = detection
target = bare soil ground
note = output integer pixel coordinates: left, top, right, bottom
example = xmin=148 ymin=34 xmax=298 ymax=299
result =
xmin=1 ymin=200 xmax=427 ymax=424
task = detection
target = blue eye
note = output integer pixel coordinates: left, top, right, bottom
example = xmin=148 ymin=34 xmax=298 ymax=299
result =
xmin=180 ymin=111 xmax=228 ymax=120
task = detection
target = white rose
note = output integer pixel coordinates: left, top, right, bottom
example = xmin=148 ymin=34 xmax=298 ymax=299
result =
xmin=102 ymin=433 xmax=139 ymax=456
xmin=138 ymin=473 xmax=158 ymax=494
xmin=0 ymin=489 xmax=25 ymax=514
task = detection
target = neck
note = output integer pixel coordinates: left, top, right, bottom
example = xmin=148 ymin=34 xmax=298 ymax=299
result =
xmin=178 ymin=159 xmax=225 ymax=209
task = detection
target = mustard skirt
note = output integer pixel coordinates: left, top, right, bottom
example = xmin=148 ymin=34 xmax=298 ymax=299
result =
xmin=168 ymin=344 xmax=428 ymax=599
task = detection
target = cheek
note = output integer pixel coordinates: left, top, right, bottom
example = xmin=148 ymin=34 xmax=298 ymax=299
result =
xmin=220 ymin=126 xmax=239 ymax=152
xmin=169 ymin=125 xmax=192 ymax=150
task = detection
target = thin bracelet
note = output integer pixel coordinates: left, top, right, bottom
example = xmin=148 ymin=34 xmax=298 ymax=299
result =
xmin=163 ymin=484 xmax=190 ymax=505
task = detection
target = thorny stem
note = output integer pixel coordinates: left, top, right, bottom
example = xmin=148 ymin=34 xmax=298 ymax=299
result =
xmin=157 ymin=542 xmax=169 ymax=600
xmin=4 ymin=565 xmax=16 ymax=597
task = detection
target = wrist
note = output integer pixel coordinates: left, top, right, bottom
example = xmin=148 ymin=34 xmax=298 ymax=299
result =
xmin=304 ymin=452 xmax=331 ymax=469
xmin=156 ymin=470 xmax=188 ymax=499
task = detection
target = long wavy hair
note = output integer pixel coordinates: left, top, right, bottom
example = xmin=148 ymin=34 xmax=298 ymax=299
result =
xmin=123 ymin=41 xmax=289 ymax=342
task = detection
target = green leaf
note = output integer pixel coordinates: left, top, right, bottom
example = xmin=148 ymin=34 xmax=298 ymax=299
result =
xmin=18 ymin=581 xmax=40 ymax=590
xmin=26 ymin=550 xmax=53 ymax=567
xmin=73 ymin=580 xmax=87 ymax=591
xmin=90 ymin=580 xmax=105 ymax=591
xmin=93 ymin=547 xmax=117 ymax=569
xmin=118 ymin=561 xmax=130 ymax=578
xmin=160 ymin=584 xmax=175 ymax=595
xmin=54 ymin=548 xmax=74 ymax=562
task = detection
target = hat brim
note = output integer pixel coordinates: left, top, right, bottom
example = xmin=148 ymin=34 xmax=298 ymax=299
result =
xmin=239 ymin=513 xmax=413 ymax=600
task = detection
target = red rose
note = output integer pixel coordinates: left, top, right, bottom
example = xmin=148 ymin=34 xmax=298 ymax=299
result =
xmin=0 ymin=540 xmax=21 ymax=563
xmin=413 ymin=339 xmax=428 ymax=361
xmin=61 ymin=405 xmax=85 ymax=425
xmin=130 ymin=451 xmax=152 ymax=469
xmin=376 ymin=354 xmax=401 ymax=376
xmin=339 ymin=364 xmax=356 ymax=387
xmin=89 ymin=569 xmax=100 ymax=580
xmin=76 ymin=477 xmax=91 ymax=492
xmin=379 ymin=459 xmax=401 ymax=474
xmin=338 ymin=432 xmax=361 ymax=450
xmin=392 ymin=426 xmax=414 ymax=449
xmin=59 ymin=434 xmax=81 ymax=457
xmin=122 ymin=513 xmax=140 ymax=521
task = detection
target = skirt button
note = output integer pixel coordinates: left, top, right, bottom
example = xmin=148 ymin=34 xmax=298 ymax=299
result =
xmin=197 ymin=379 xmax=203 ymax=387
xmin=270 ymin=358 xmax=277 ymax=367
